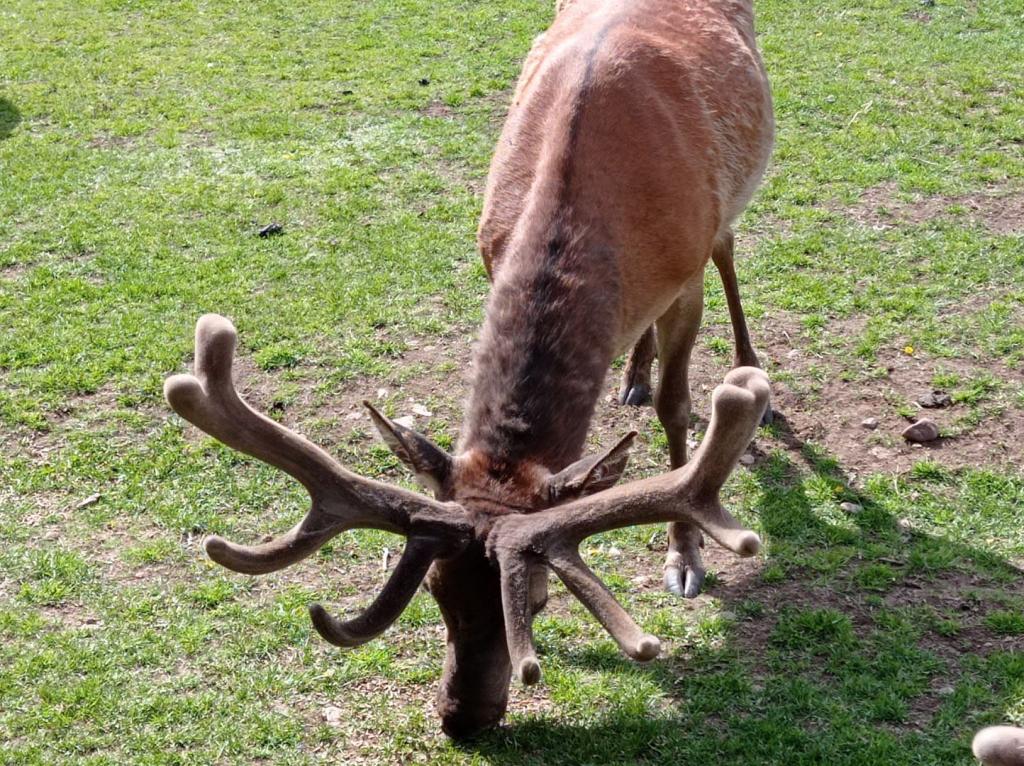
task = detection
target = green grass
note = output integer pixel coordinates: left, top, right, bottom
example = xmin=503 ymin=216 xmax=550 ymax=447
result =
xmin=2 ymin=0 xmax=1023 ymax=764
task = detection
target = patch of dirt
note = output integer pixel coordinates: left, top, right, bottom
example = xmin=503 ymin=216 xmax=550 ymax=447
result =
xmin=86 ymin=133 xmax=138 ymax=150
xmin=0 ymin=261 xmax=31 ymax=281
xmin=744 ymin=317 xmax=1024 ymax=478
xmin=430 ymin=155 xmax=484 ymax=197
xmin=839 ymin=181 xmax=1024 ymax=235
xmin=420 ymin=100 xmax=457 ymax=120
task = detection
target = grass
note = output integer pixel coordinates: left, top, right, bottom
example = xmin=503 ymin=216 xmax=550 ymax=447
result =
xmin=1 ymin=0 xmax=1023 ymax=764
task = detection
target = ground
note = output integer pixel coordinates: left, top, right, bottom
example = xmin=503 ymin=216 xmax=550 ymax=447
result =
xmin=0 ymin=0 xmax=1022 ymax=764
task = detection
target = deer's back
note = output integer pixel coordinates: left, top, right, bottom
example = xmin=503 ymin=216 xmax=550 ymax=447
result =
xmin=478 ymin=0 xmax=773 ymax=344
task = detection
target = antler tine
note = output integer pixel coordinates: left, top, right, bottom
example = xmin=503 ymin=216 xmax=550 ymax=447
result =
xmin=488 ymin=367 xmax=769 ymax=674
xmin=165 ymin=314 xmax=399 ymax=527
xmin=204 ymin=513 xmax=343 ymax=575
xmin=309 ymin=537 xmax=442 ymax=647
xmin=497 ymin=553 xmax=542 ymax=684
xmin=684 ymin=366 xmax=770 ymax=505
xmin=547 ymin=549 xmax=660 ymax=661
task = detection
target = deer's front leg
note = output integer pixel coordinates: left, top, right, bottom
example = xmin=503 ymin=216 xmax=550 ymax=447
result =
xmin=653 ymin=278 xmax=707 ymax=598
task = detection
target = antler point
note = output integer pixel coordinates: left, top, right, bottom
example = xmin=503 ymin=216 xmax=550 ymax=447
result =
xmin=517 ymin=657 xmax=542 ymax=685
xmin=164 ymin=373 xmax=204 ymax=411
xmin=635 ymin=635 xmax=661 ymax=661
xmin=202 ymin=535 xmax=227 ymax=560
xmin=737 ymin=531 xmax=761 ymax=557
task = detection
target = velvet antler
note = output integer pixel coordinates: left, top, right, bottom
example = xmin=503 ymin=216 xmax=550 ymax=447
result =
xmin=165 ymin=314 xmax=473 ymax=645
xmin=487 ymin=366 xmax=769 ymax=683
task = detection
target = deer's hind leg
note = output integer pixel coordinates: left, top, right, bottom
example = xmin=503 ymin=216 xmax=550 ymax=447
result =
xmin=652 ymin=275 xmax=708 ymax=598
xmin=619 ymin=326 xmax=657 ymax=406
xmin=711 ymin=230 xmax=772 ymax=424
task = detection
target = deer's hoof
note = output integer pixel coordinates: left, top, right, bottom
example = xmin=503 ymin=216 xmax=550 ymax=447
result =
xmin=664 ymin=563 xmax=706 ymax=599
xmin=620 ymin=383 xmax=652 ymax=407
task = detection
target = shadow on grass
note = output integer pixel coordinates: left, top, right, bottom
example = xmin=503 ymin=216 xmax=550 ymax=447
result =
xmin=0 ymin=98 xmax=20 ymax=140
xmin=458 ymin=416 xmax=1024 ymax=765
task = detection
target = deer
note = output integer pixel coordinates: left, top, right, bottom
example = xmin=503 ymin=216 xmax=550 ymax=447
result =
xmin=164 ymin=0 xmax=774 ymax=739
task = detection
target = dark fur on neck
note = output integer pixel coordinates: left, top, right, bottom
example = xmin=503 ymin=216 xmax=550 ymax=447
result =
xmin=460 ymin=221 xmax=621 ymax=474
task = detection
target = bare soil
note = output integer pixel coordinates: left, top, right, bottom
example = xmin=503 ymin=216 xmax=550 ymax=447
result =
xmin=839 ymin=181 xmax=1024 ymax=235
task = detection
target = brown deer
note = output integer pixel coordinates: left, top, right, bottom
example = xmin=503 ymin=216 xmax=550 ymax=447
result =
xmin=165 ymin=0 xmax=774 ymax=739
xmin=477 ymin=0 xmax=773 ymax=597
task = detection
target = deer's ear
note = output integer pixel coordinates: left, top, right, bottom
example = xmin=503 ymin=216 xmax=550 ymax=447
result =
xmin=364 ymin=402 xmax=453 ymax=494
xmin=546 ymin=432 xmax=637 ymax=504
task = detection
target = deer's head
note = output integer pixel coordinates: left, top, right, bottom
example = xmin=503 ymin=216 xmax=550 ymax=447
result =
xmin=166 ymin=315 xmax=768 ymax=738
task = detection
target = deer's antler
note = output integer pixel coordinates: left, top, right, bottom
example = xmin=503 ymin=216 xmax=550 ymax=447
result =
xmin=487 ymin=366 xmax=769 ymax=683
xmin=166 ymin=314 xmax=473 ymax=646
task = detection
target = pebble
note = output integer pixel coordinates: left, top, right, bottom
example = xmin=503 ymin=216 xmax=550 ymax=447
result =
xmin=902 ymin=418 xmax=940 ymax=443
xmin=393 ymin=415 xmax=416 ymax=429
xmin=840 ymin=502 xmax=863 ymax=514
xmin=411 ymin=404 xmax=432 ymax=417
xmin=75 ymin=493 xmax=101 ymax=509
xmin=861 ymin=417 xmax=879 ymax=430
xmin=917 ymin=391 xmax=952 ymax=409
xmin=738 ymin=454 xmax=755 ymax=466
xmin=937 ymin=685 xmax=956 ymax=697
xmin=321 ymin=706 xmax=345 ymax=725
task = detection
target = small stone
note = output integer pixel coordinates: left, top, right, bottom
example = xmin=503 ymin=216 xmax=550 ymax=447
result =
xmin=376 ymin=387 xmax=388 ymax=398
xmin=786 ymin=348 xmax=801 ymax=359
xmin=861 ymin=417 xmax=879 ymax=430
xmin=902 ymin=418 xmax=940 ymax=443
xmin=917 ymin=391 xmax=952 ymax=409
xmin=393 ymin=415 xmax=416 ymax=429
xmin=937 ymin=685 xmax=955 ymax=697
xmin=322 ymin=706 xmax=345 ymax=725
xmin=75 ymin=493 xmax=101 ymax=510
xmin=411 ymin=404 xmax=432 ymax=418
xmin=973 ymin=726 xmax=1024 ymax=766
xmin=257 ymin=222 xmax=284 ymax=238
xmin=897 ymin=518 xmax=913 ymax=532
xmin=840 ymin=502 xmax=863 ymax=514
xmin=738 ymin=454 xmax=755 ymax=466
xmin=719 ymin=611 xmax=738 ymax=622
